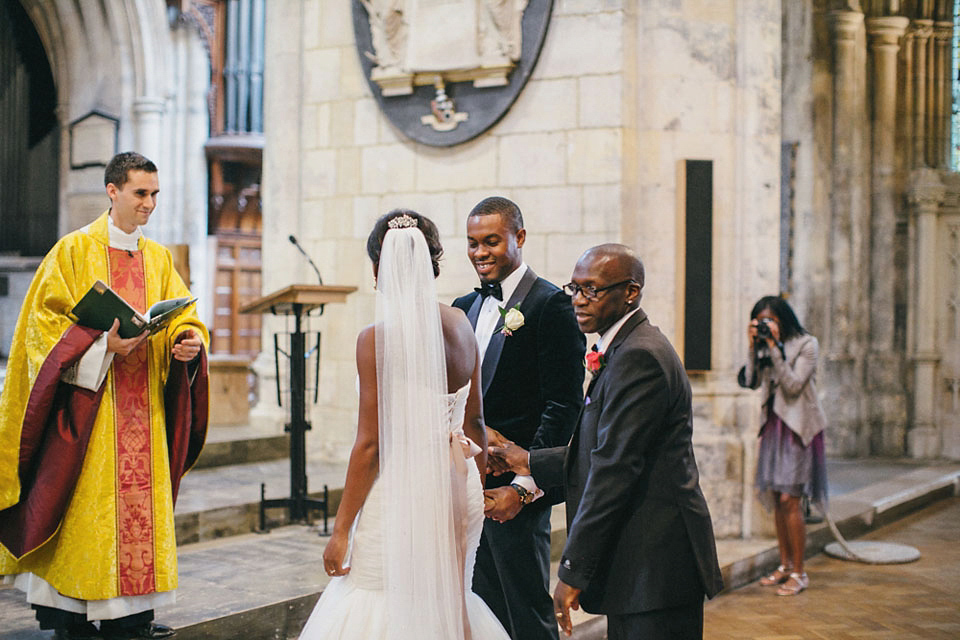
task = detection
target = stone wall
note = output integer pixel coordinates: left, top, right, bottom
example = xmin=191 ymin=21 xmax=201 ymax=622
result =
xmin=258 ymin=0 xmax=786 ymax=536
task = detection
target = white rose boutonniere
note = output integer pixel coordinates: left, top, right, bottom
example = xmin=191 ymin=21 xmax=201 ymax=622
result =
xmin=499 ymin=304 xmax=525 ymax=337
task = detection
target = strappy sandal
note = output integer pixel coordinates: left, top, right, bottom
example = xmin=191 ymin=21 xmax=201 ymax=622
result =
xmin=759 ymin=564 xmax=793 ymax=586
xmin=776 ymin=572 xmax=809 ymax=596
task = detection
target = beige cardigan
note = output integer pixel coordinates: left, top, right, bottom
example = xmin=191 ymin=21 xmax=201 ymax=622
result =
xmin=741 ymin=333 xmax=827 ymax=446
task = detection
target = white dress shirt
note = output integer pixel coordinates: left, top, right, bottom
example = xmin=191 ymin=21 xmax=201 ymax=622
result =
xmin=473 ymin=263 xmax=544 ymax=502
xmin=475 ymin=262 xmax=528 ymax=356
xmin=596 ymin=307 xmax=640 ymax=354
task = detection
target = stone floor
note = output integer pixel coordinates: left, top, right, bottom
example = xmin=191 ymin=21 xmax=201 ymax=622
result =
xmin=702 ymin=497 xmax=960 ymax=640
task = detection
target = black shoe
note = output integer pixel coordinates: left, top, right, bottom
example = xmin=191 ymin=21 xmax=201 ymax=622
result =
xmin=102 ymin=622 xmax=175 ymax=640
xmin=53 ymin=622 xmax=102 ymax=640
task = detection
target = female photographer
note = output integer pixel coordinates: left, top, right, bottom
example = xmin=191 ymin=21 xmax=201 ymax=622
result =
xmin=738 ymin=295 xmax=828 ymax=596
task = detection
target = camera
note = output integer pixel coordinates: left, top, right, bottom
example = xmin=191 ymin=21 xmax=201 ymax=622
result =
xmin=755 ymin=318 xmax=774 ymax=339
xmin=754 ymin=319 xmax=775 ymax=368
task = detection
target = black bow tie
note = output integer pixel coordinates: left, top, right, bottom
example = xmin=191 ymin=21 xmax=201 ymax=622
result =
xmin=475 ymin=282 xmax=503 ymax=301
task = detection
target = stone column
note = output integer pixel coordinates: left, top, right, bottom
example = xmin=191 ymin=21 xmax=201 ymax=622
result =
xmin=133 ymin=96 xmax=168 ymax=239
xmin=825 ymin=10 xmax=866 ymax=454
xmin=899 ymin=28 xmax=914 ymax=174
xmin=827 ymin=10 xmax=864 ymax=353
xmin=865 ymin=16 xmax=909 ymax=454
xmin=907 ymin=168 xmax=944 ymax=458
xmin=933 ymin=21 xmax=953 ymax=168
xmin=910 ymin=20 xmax=933 ymax=167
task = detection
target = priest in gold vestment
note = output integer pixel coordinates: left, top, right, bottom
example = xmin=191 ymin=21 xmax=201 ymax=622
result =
xmin=0 ymin=153 xmax=209 ymax=640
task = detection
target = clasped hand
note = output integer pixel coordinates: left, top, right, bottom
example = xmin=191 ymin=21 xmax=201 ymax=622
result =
xmin=486 ymin=437 xmax=531 ymax=478
xmin=482 ymin=427 xmax=533 ymax=523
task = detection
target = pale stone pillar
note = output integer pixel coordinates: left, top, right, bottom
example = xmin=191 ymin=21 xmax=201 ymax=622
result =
xmin=907 ymin=168 xmax=944 ymax=457
xmin=899 ymin=28 xmax=914 ymax=174
xmin=910 ymin=20 xmax=933 ymax=167
xmin=825 ymin=10 xmax=866 ymax=453
xmin=826 ymin=10 xmax=864 ymax=356
xmin=132 ymin=96 xmax=168 ymax=239
xmin=133 ymin=97 xmax=166 ymax=164
xmin=865 ymin=16 xmax=909 ymax=454
xmin=934 ymin=21 xmax=953 ymax=168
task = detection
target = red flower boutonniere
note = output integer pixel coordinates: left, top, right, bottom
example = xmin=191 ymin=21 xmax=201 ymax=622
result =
xmin=585 ymin=349 xmax=606 ymax=375
xmin=499 ymin=304 xmax=524 ymax=337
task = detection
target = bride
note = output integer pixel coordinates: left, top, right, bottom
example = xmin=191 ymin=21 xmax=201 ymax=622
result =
xmin=298 ymin=211 xmax=510 ymax=639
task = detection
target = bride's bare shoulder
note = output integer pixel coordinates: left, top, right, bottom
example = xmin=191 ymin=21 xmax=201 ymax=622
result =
xmin=438 ymin=304 xmax=471 ymax=332
xmin=356 ymin=323 xmax=376 ymax=350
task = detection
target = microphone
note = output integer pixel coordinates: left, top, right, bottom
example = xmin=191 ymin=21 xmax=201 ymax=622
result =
xmin=289 ymin=234 xmax=324 ymax=285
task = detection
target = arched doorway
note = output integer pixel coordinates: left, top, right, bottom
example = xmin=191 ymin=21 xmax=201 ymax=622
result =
xmin=0 ymin=0 xmax=59 ymax=257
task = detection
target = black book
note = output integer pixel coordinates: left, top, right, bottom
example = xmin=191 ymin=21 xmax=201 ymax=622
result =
xmin=70 ymin=280 xmax=197 ymax=339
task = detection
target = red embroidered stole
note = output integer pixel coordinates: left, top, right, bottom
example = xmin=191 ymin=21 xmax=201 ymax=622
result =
xmin=108 ymin=248 xmax=156 ymax=596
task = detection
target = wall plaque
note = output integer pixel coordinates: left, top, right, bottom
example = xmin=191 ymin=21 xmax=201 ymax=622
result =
xmin=352 ymin=0 xmax=553 ymax=147
xmin=69 ymin=111 xmax=119 ymax=169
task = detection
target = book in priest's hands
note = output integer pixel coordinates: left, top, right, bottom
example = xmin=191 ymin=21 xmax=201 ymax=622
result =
xmin=70 ymin=280 xmax=197 ymax=339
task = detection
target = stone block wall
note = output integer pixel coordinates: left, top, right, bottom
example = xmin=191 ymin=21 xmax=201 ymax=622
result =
xmin=259 ymin=0 xmax=785 ymax=536
xmin=259 ymin=0 xmax=630 ymax=458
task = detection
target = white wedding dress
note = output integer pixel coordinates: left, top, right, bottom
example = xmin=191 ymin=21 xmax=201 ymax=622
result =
xmin=298 ymin=381 xmax=510 ymax=640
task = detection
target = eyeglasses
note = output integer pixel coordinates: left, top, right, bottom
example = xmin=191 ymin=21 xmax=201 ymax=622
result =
xmin=562 ymin=280 xmax=636 ymax=301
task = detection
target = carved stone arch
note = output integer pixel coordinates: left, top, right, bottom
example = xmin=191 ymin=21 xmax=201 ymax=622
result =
xmin=17 ymin=1 xmax=80 ymax=110
xmin=120 ymin=0 xmax=172 ymax=99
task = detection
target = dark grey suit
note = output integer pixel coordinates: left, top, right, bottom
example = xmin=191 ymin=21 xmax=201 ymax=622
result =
xmin=530 ymin=309 xmax=723 ymax=638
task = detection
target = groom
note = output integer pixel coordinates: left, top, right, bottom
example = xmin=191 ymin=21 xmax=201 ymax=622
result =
xmin=453 ymin=197 xmax=585 ymax=640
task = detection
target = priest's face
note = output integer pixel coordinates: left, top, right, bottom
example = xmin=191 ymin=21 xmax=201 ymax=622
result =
xmin=466 ymin=213 xmax=525 ymax=284
xmin=107 ymin=169 xmax=159 ymax=233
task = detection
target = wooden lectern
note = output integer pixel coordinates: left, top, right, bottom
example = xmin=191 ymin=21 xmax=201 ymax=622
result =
xmin=241 ymin=284 xmax=356 ymax=532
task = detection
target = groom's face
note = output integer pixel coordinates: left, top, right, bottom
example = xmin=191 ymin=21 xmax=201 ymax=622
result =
xmin=467 ymin=213 xmax=525 ymax=284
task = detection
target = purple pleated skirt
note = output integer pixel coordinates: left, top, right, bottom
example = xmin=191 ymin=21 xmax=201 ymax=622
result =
xmin=755 ymin=410 xmax=828 ymax=514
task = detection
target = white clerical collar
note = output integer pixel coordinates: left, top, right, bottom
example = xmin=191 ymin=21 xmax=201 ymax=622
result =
xmin=596 ymin=307 xmax=640 ymax=353
xmin=107 ymin=214 xmax=143 ymax=251
xmin=496 ymin=262 xmax=528 ymax=303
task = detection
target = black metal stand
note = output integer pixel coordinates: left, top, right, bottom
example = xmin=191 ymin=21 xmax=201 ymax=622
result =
xmin=258 ymin=302 xmax=329 ymax=534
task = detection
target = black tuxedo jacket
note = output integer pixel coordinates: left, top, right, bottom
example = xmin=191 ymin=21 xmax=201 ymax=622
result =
xmin=530 ymin=309 xmax=724 ymax=615
xmin=453 ymin=268 xmax=585 ymax=493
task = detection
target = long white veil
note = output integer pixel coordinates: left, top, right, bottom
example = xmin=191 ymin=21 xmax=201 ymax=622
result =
xmin=375 ymin=225 xmax=466 ymax=639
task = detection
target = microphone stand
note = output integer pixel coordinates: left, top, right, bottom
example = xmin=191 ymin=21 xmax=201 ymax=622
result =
xmin=289 ymin=234 xmax=324 ymax=315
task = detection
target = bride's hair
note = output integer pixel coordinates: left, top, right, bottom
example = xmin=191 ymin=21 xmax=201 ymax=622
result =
xmin=366 ymin=209 xmax=444 ymax=276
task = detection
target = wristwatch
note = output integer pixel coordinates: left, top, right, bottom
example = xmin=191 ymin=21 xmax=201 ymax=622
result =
xmin=510 ymin=483 xmax=534 ymax=506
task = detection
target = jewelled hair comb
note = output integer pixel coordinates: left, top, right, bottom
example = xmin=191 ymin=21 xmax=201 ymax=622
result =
xmin=387 ymin=213 xmax=418 ymax=229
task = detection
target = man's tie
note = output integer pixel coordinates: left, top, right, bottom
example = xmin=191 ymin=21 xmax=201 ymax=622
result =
xmin=475 ymin=282 xmax=503 ymax=300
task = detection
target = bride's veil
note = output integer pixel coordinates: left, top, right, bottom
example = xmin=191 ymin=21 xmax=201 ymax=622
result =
xmin=375 ymin=224 xmax=466 ymax=639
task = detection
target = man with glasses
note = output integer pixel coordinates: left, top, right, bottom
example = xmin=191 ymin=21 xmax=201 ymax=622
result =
xmin=453 ymin=196 xmax=585 ymax=640
xmin=489 ymin=244 xmax=723 ymax=640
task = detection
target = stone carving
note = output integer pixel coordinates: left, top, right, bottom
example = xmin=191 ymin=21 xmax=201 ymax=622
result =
xmin=362 ymin=0 xmax=529 ymax=97
xmin=352 ymin=0 xmax=550 ymax=146
xmin=420 ymin=80 xmax=469 ymax=131
xmin=480 ymin=0 xmax=528 ymax=64
xmin=360 ymin=0 xmax=407 ymax=73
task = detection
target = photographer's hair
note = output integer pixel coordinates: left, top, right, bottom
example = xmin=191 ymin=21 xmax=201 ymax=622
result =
xmin=750 ymin=295 xmax=807 ymax=342
xmin=468 ymin=196 xmax=524 ymax=234
xmin=104 ymin=152 xmax=157 ymax=189
xmin=366 ymin=209 xmax=444 ymax=277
